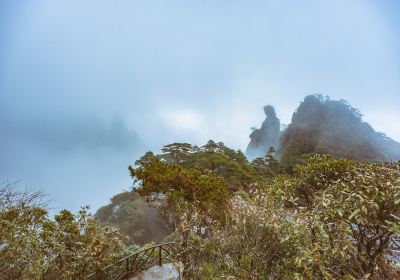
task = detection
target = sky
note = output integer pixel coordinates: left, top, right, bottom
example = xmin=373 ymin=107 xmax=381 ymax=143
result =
xmin=1 ymin=0 xmax=400 ymax=213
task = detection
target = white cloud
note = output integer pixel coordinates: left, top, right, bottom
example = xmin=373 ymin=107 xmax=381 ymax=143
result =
xmin=159 ymin=109 xmax=206 ymax=133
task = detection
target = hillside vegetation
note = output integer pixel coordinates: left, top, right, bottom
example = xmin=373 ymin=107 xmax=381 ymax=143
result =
xmin=2 ymin=96 xmax=400 ymax=279
xmin=126 ymin=146 xmax=400 ymax=279
xmin=2 ymin=143 xmax=400 ymax=279
xmin=0 ymin=183 xmax=134 ymax=279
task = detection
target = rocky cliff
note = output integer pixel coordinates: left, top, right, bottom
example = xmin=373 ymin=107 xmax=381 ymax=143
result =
xmin=247 ymin=95 xmax=400 ymax=164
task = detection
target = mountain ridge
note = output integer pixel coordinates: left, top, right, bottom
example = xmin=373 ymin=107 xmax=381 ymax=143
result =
xmin=246 ymin=95 xmax=400 ymax=164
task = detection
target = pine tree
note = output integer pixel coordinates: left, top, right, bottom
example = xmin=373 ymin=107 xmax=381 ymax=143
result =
xmin=161 ymin=143 xmax=192 ymax=164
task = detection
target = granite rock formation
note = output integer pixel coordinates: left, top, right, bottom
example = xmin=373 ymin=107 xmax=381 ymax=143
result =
xmin=280 ymin=95 xmax=400 ymax=164
xmin=247 ymin=95 xmax=400 ymax=164
xmin=246 ymin=105 xmax=281 ymax=161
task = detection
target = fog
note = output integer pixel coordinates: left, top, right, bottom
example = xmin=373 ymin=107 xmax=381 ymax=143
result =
xmin=1 ymin=0 xmax=400 ymax=212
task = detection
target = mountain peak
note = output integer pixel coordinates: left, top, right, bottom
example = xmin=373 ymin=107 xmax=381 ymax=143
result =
xmin=246 ymin=95 xmax=400 ymax=164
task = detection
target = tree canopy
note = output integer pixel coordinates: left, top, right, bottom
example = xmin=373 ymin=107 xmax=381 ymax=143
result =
xmin=171 ymin=155 xmax=400 ymax=279
xmin=0 ymin=183 xmax=126 ymax=280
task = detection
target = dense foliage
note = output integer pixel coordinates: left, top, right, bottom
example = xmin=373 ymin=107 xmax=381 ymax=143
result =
xmin=113 ymin=140 xmax=400 ymax=278
xmin=155 ymin=141 xmax=259 ymax=191
xmin=171 ymin=155 xmax=400 ymax=279
xmin=5 ymin=136 xmax=400 ymax=279
xmin=0 ymin=183 xmax=126 ymax=280
xmin=96 ymin=140 xmax=284 ymax=248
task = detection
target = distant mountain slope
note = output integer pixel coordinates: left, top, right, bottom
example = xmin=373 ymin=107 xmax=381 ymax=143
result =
xmin=247 ymin=95 xmax=400 ymax=164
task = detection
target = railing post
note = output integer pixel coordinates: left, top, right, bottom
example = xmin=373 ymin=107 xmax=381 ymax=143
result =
xmin=158 ymin=245 xmax=162 ymax=267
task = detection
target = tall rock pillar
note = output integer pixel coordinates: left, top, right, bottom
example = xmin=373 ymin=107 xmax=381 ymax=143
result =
xmin=246 ymin=105 xmax=280 ymax=161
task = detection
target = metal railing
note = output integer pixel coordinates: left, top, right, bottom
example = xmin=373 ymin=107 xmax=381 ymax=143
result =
xmin=86 ymin=242 xmax=178 ymax=280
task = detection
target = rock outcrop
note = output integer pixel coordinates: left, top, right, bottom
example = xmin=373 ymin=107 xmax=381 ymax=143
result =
xmin=246 ymin=95 xmax=400 ymax=164
xmin=131 ymin=263 xmax=182 ymax=280
xmin=280 ymin=95 xmax=400 ymax=164
xmin=246 ymin=105 xmax=281 ymax=161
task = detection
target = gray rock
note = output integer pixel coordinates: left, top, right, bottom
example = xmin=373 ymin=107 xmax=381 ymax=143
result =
xmin=246 ymin=105 xmax=281 ymax=161
xmin=130 ymin=263 xmax=181 ymax=280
